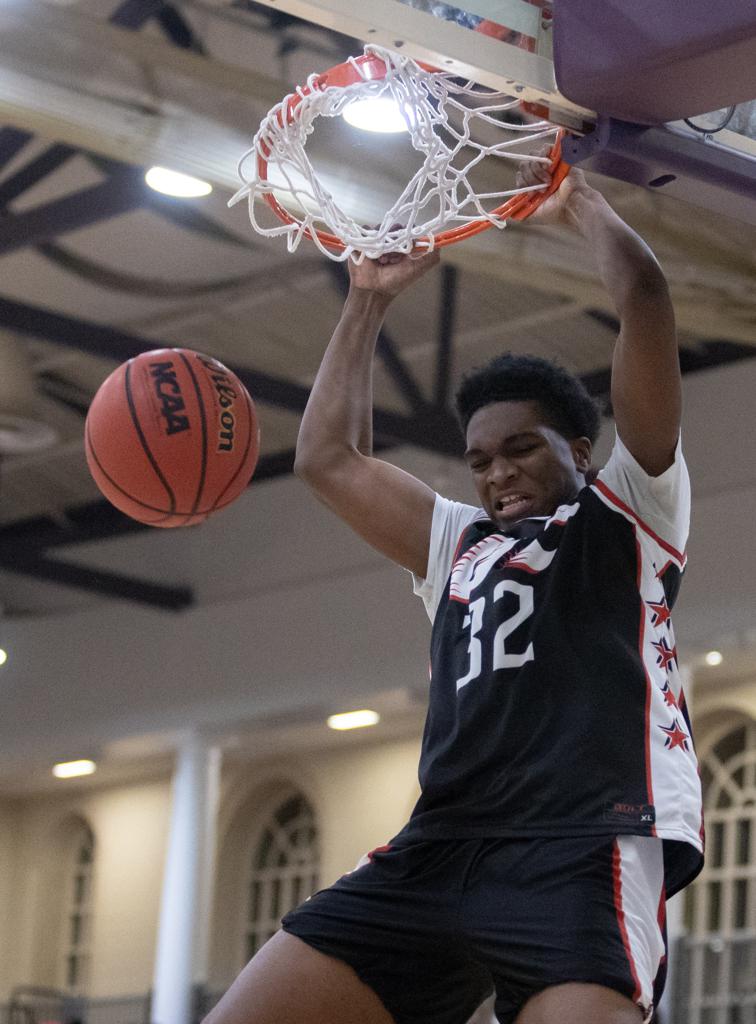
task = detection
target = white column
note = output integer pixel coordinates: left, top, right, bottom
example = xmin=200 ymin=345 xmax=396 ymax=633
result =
xmin=658 ymin=663 xmax=695 ymax=1024
xmin=152 ymin=733 xmax=221 ymax=1024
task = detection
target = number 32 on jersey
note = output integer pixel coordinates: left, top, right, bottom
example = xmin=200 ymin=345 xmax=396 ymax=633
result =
xmin=456 ymin=581 xmax=535 ymax=691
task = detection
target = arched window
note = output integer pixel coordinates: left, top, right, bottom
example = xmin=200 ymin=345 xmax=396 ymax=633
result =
xmin=243 ymin=793 xmax=319 ymax=961
xmin=682 ymin=718 xmax=756 ymax=1023
xmin=60 ymin=822 xmax=95 ymax=994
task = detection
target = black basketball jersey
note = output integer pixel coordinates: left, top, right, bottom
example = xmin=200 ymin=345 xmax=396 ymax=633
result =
xmin=397 ymin=433 xmax=703 ymax=896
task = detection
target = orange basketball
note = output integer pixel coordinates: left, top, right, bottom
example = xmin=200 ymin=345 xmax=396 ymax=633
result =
xmin=85 ymin=348 xmax=260 ymax=527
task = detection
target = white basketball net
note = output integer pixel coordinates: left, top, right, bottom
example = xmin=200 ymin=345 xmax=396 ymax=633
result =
xmin=229 ymin=45 xmax=560 ymax=262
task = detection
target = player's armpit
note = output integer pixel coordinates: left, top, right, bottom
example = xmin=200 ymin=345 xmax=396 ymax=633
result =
xmin=296 ymin=449 xmax=436 ymax=578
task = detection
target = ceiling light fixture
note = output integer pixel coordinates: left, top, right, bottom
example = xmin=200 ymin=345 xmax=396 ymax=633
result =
xmin=53 ymin=759 xmax=96 ymax=779
xmin=342 ymin=97 xmax=411 ymax=133
xmin=704 ymin=650 xmax=723 ymax=666
xmin=327 ymin=709 xmax=380 ymax=731
xmin=145 ymin=166 xmax=212 ymax=198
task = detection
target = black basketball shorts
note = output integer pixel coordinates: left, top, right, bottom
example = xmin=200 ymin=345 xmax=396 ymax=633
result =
xmin=281 ymin=833 xmax=667 ymax=1024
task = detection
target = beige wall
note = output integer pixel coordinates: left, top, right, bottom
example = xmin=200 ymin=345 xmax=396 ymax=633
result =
xmin=0 ymin=733 xmax=422 ymax=1004
xmin=301 ymin=735 xmax=422 ymax=884
xmin=0 ymin=778 xmax=172 ymax=1003
xmin=86 ymin=783 xmax=172 ymax=997
xmin=211 ymin=734 xmax=422 ymax=989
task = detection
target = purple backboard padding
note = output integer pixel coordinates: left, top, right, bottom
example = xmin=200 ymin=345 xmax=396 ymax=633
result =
xmin=553 ymin=0 xmax=756 ymax=124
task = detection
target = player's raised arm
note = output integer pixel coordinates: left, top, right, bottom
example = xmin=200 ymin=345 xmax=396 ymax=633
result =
xmin=521 ymin=162 xmax=680 ymax=477
xmin=294 ymin=250 xmax=441 ymax=578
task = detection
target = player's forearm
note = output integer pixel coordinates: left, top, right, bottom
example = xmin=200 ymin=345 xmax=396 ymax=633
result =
xmin=295 ymin=287 xmax=391 ymax=478
xmin=565 ymin=188 xmax=671 ymax=319
xmin=567 ymin=185 xmax=680 ymax=472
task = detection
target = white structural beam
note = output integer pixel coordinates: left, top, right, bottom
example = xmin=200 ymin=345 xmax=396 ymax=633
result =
xmin=0 ymin=0 xmax=280 ymax=190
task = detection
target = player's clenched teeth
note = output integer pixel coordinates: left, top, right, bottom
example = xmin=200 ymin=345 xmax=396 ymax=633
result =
xmin=495 ymin=493 xmax=531 ymax=513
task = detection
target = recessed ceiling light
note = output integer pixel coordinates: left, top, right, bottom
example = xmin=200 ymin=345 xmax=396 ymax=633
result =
xmin=705 ymin=650 xmax=723 ymax=667
xmin=53 ymin=759 xmax=96 ymax=779
xmin=327 ymin=709 xmax=380 ymax=731
xmin=342 ymin=98 xmax=412 ymax=133
xmin=0 ymin=649 xmax=7 ymax=666
xmin=145 ymin=166 xmax=212 ymax=198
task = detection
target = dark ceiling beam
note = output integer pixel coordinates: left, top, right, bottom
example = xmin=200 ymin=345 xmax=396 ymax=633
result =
xmin=679 ymin=338 xmax=756 ymax=371
xmin=584 ymin=307 xmax=620 ymax=333
xmin=578 ymin=338 xmax=756 ymax=417
xmin=0 ymin=144 xmax=78 ymax=208
xmin=0 ymin=503 xmax=146 ymax=555
xmin=0 ymin=127 xmax=33 ymax=173
xmin=37 ymin=375 xmax=92 ymax=418
xmin=113 ymin=0 xmax=206 ymax=52
xmin=156 ymin=3 xmax=206 ymax=53
xmin=0 ymin=451 xmax=306 ymax=556
xmin=0 ymin=171 xmax=147 ymax=257
xmin=0 ymin=555 xmax=194 ymax=610
xmin=0 ymin=449 xmax=305 ymax=559
xmin=0 ymin=295 xmax=463 ymax=455
xmin=110 ymin=0 xmax=166 ymax=28
xmin=325 ymin=263 xmax=429 ymax=412
xmin=435 ymin=263 xmax=457 ymax=409
xmin=0 ymin=441 xmax=397 ymax=559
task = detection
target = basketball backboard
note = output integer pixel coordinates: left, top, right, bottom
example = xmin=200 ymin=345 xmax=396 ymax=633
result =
xmin=250 ymin=0 xmax=591 ymax=129
xmin=251 ymin=0 xmax=756 ymax=225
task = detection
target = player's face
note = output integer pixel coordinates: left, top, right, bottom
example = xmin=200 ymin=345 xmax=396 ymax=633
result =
xmin=464 ymin=400 xmax=592 ymax=527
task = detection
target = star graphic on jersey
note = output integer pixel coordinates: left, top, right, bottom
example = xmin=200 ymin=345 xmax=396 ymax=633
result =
xmin=647 ymin=596 xmax=671 ymax=628
xmin=660 ymin=718 xmax=690 ymax=751
xmin=652 ymin=636 xmax=677 ymax=671
xmin=660 ymin=680 xmax=678 ymax=709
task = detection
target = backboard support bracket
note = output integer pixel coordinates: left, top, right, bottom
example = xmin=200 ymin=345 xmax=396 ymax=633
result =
xmin=563 ymin=118 xmax=756 ymax=227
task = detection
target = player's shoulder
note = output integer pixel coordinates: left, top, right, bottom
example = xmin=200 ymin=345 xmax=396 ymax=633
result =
xmin=589 ymin=431 xmax=690 ymax=562
xmin=412 ymin=495 xmax=488 ymax=622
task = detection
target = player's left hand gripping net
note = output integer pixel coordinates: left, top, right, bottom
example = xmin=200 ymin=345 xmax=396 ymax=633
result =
xmin=229 ymin=45 xmax=568 ymax=262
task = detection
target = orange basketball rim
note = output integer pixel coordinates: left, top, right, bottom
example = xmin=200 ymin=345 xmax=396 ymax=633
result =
xmin=252 ymin=49 xmax=570 ymax=258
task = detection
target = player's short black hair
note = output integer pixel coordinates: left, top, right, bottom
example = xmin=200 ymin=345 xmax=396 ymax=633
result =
xmin=455 ymin=353 xmax=601 ymax=443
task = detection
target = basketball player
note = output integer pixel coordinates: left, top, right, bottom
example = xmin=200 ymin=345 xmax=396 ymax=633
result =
xmin=203 ymin=163 xmax=703 ymax=1023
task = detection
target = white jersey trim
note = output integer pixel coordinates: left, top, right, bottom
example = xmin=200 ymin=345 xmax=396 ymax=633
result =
xmin=613 ymin=835 xmax=666 ymax=1021
xmin=412 ymin=497 xmax=485 ymax=622
xmin=595 ymin=431 xmax=690 ymax=562
xmin=635 ymin=530 xmax=703 ymax=851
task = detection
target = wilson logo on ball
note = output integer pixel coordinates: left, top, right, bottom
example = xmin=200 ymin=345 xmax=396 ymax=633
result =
xmin=198 ymin=355 xmax=239 ymax=452
xmin=150 ymin=360 xmax=190 ymax=436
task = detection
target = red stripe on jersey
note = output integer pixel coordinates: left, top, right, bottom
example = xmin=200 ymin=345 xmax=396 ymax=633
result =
xmin=697 ymin=766 xmax=706 ymax=843
xmin=452 ymin=526 xmax=472 ymax=565
xmin=613 ymin=841 xmax=643 ymax=1004
xmin=593 ymin=479 xmax=686 ymax=566
xmin=656 ymin=560 xmax=674 ymax=580
xmin=636 ymin=537 xmax=658 ymax=834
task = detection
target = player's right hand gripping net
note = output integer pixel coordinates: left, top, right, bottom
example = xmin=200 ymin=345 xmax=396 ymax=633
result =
xmin=229 ymin=45 xmax=567 ymax=262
